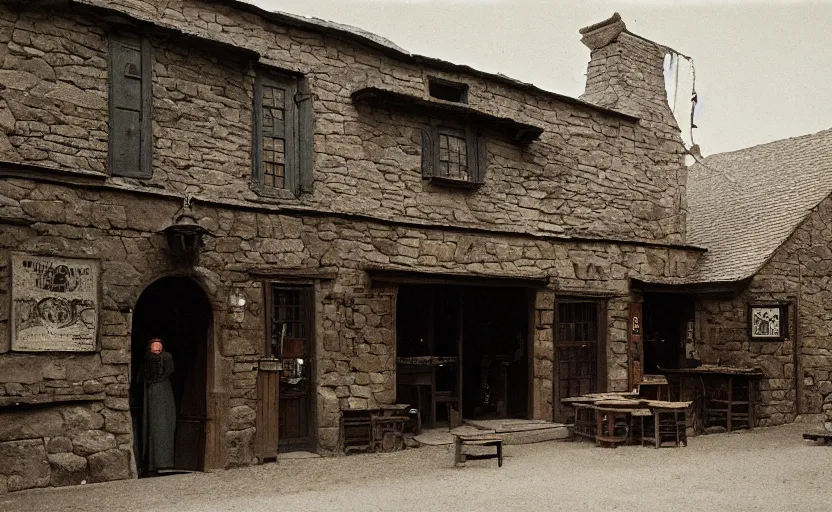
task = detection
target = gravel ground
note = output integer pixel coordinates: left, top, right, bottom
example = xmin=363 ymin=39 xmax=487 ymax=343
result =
xmin=3 ymin=423 xmax=831 ymax=512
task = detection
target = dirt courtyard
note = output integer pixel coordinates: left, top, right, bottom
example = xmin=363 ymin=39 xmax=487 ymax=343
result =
xmin=3 ymin=423 xmax=831 ymax=512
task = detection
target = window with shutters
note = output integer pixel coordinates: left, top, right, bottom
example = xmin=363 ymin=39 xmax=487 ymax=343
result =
xmin=420 ymin=123 xmax=487 ymax=188
xmin=253 ymin=72 xmax=314 ymax=198
xmin=108 ymin=33 xmax=152 ymax=178
xmin=422 ymin=125 xmax=488 ymax=187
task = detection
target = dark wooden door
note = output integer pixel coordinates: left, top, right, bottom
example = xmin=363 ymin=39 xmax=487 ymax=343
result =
xmin=553 ymin=300 xmax=604 ymax=422
xmin=269 ymin=285 xmax=314 ymax=451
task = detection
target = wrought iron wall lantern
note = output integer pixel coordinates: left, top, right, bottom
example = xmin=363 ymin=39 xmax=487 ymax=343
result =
xmin=163 ymin=197 xmax=210 ymax=266
xmin=229 ymin=286 xmax=248 ymax=323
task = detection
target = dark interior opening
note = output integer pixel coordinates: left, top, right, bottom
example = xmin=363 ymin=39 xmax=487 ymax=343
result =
xmin=396 ymin=284 xmax=529 ymax=426
xmin=130 ymin=276 xmax=211 ymax=476
xmin=642 ymin=293 xmax=694 ymax=374
xmin=428 ymin=77 xmax=469 ymax=104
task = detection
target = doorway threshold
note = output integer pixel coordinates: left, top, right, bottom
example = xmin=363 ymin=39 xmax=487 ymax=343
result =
xmin=277 ymin=451 xmax=321 ymax=460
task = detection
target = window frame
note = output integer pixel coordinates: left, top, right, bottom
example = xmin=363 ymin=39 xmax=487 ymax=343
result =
xmin=107 ymin=32 xmax=152 ymax=179
xmin=421 ymin=121 xmax=487 ymax=188
xmin=427 ymin=76 xmax=469 ymax=104
xmin=253 ymin=73 xmax=300 ymax=197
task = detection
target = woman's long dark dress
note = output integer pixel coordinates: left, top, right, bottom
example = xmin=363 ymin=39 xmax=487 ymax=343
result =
xmin=141 ymin=351 xmax=176 ymax=471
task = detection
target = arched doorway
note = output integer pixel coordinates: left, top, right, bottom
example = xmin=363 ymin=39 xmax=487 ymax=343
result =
xmin=130 ymin=276 xmax=211 ymax=476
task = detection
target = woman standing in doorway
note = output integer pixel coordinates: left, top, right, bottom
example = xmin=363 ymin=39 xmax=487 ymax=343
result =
xmin=139 ymin=338 xmax=176 ymax=474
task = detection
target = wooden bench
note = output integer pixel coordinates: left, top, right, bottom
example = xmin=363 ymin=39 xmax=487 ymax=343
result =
xmin=454 ymin=434 xmax=504 ymax=467
xmin=803 ymin=432 xmax=832 ymax=444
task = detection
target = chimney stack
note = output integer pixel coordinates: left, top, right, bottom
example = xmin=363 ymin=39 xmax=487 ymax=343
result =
xmin=580 ymin=13 xmax=693 ymax=135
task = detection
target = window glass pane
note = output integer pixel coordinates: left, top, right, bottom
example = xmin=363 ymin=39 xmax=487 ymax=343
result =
xmin=437 ymin=132 xmax=469 ymax=181
xmin=260 ymin=82 xmax=289 ymax=190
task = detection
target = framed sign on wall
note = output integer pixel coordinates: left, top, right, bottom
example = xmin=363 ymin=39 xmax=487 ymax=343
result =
xmin=10 ymin=253 xmax=100 ymax=352
xmin=748 ymin=303 xmax=788 ymax=342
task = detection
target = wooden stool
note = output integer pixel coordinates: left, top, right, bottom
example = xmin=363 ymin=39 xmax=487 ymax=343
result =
xmin=454 ymin=434 xmax=504 ymax=467
xmin=645 ymin=402 xmax=690 ymax=448
xmin=631 ymin=408 xmax=653 ymax=446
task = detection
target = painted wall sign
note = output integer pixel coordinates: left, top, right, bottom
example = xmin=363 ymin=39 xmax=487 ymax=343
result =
xmin=748 ymin=304 xmax=788 ymax=341
xmin=10 ymin=253 xmax=100 ymax=352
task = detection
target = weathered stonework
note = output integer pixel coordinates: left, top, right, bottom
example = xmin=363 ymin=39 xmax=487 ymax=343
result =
xmin=694 ymin=193 xmax=832 ymax=427
xmin=0 ymin=2 xmax=701 ymax=492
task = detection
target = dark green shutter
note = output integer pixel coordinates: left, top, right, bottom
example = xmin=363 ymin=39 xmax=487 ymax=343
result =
xmin=420 ymin=128 xmax=434 ymax=178
xmin=475 ymin=133 xmax=488 ymax=184
xmin=108 ymin=34 xmax=151 ymax=178
xmin=297 ymin=79 xmax=314 ymax=194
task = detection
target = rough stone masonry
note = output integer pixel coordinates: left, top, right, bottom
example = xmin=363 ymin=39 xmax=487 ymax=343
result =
xmin=0 ymin=1 xmax=704 ymax=493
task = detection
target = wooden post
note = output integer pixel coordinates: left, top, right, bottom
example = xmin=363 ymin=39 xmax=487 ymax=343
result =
xmin=629 ymin=302 xmax=643 ymax=391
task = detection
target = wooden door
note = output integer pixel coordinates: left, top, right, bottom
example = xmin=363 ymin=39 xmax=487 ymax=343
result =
xmin=268 ymin=285 xmax=314 ymax=451
xmin=553 ymin=300 xmax=603 ymax=422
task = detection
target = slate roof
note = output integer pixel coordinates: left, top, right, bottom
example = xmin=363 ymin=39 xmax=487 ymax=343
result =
xmin=686 ymin=127 xmax=832 ymax=282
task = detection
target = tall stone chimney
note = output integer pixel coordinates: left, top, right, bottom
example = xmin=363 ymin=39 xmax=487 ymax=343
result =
xmin=580 ymin=13 xmax=694 ymax=135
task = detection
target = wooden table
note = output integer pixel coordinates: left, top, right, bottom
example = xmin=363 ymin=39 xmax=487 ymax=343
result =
xmin=661 ymin=366 xmax=763 ymax=433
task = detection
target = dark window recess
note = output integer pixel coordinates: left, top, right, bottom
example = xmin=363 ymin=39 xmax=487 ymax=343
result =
xmin=428 ymin=77 xmax=468 ymax=104
xmin=421 ymin=125 xmax=487 ymax=187
xmin=108 ymin=33 xmax=152 ymax=178
xmin=253 ymin=72 xmax=314 ymax=196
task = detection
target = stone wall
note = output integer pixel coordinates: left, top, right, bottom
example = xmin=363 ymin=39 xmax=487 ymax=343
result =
xmin=0 ymin=176 xmax=703 ymax=485
xmin=581 ymin=20 xmax=688 ymax=240
xmin=0 ymin=2 xmax=689 ymax=244
xmin=694 ymin=194 xmax=832 ymax=427
xmin=0 ymin=403 xmax=132 ymax=492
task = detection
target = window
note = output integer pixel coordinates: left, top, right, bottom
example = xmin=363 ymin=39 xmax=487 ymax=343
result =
xmin=421 ymin=124 xmax=487 ymax=187
xmin=253 ymin=72 xmax=314 ymax=197
xmin=428 ymin=77 xmax=468 ymax=104
xmin=554 ymin=300 xmax=605 ymax=420
xmin=108 ymin=33 xmax=152 ymax=178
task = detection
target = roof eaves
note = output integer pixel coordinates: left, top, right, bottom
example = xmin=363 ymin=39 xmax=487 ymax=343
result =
xmin=63 ymin=0 xmax=641 ymax=124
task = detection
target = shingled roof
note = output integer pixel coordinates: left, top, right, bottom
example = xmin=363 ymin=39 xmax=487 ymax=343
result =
xmin=686 ymin=127 xmax=832 ymax=282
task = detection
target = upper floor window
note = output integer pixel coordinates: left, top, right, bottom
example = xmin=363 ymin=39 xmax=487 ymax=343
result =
xmin=428 ymin=77 xmax=468 ymax=104
xmin=253 ymin=71 xmax=314 ymax=197
xmin=108 ymin=33 xmax=152 ymax=178
xmin=421 ymin=124 xmax=487 ymax=187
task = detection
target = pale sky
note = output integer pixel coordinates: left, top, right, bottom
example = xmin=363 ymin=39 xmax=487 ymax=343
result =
xmin=247 ymin=0 xmax=832 ymax=156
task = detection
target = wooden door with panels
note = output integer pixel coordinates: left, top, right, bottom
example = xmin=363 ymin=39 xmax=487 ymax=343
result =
xmin=265 ymin=284 xmax=315 ymax=452
xmin=553 ymin=299 xmax=606 ymax=422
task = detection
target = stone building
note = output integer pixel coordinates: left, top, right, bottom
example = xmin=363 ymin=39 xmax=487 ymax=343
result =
xmin=0 ymin=2 xmax=708 ymax=492
xmin=682 ymin=128 xmax=832 ymax=427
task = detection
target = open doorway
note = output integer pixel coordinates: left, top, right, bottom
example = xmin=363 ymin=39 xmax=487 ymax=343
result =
xmin=130 ymin=276 xmax=211 ymax=476
xmin=395 ymin=284 xmax=529 ymax=427
xmin=642 ymin=293 xmax=693 ymax=374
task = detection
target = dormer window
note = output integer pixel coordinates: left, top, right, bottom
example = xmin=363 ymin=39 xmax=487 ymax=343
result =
xmin=428 ymin=77 xmax=468 ymax=104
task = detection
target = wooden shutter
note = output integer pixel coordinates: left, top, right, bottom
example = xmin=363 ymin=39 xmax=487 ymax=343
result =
xmin=297 ymin=79 xmax=314 ymax=194
xmin=108 ymin=34 xmax=151 ymax=178
xmin=474 ymin=133 xmax=488 ymax=184
xmin=420 ymin=127 xmax=435 ymax=178
xmin=253 ymin=73 xmax=298 ymax=194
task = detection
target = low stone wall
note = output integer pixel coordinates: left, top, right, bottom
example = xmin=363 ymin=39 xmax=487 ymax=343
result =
xmin=0 ymin=403 xmax=133 ymax=492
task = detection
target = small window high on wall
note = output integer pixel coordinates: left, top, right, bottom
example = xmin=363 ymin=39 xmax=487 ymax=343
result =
xmin=428 ymin=77 xmax=468 ymax=104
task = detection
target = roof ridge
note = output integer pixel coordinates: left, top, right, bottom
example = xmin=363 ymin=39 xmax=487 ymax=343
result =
xmin=702 ymin=125 xmax=832 ymax=161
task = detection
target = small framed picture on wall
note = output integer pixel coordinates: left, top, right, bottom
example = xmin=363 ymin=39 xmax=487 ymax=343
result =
xmin=748 ymin=304 xmax=788 ymax=341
